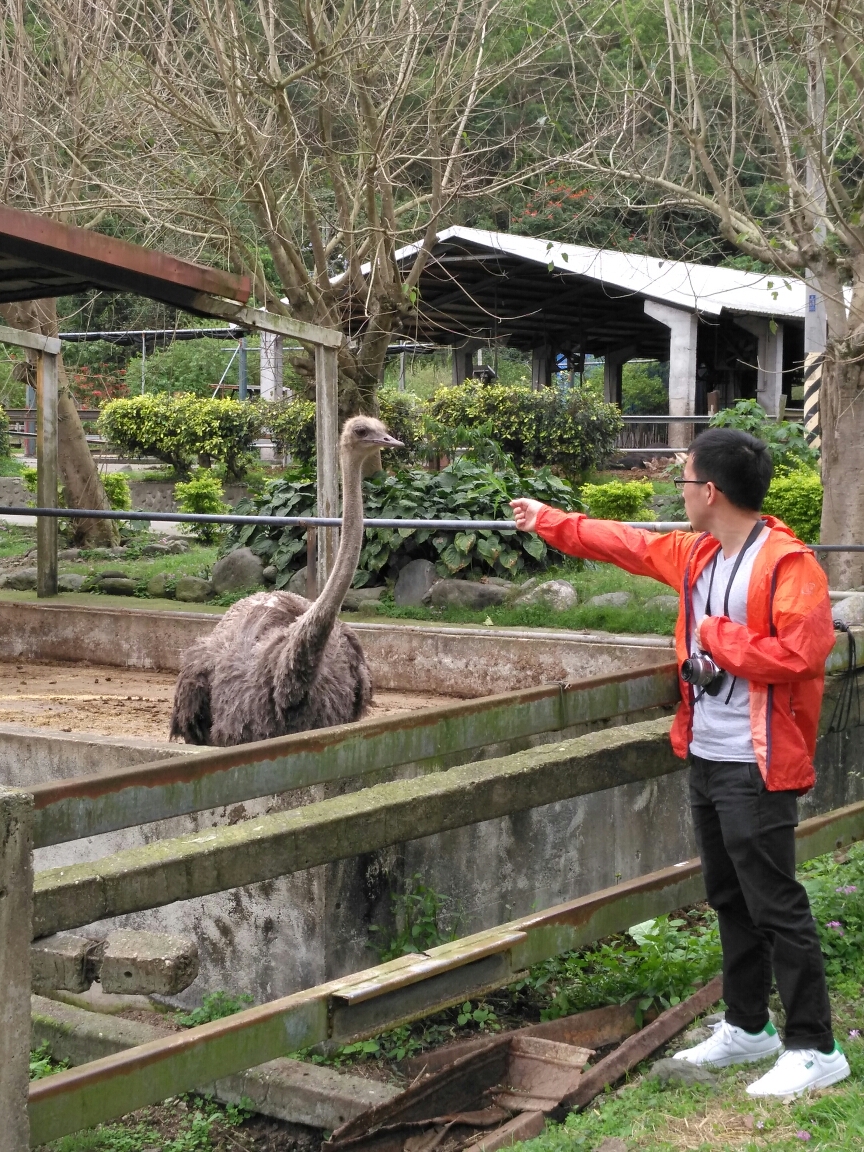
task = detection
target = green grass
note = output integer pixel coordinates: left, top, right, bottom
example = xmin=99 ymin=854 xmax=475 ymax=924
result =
xmin=0 ymin=522 xmax=36 ymax=558
xmin=0 ymin=454 xmax=26 ymax=476
xmin=59 ymin=542 xmax=220 ymax=586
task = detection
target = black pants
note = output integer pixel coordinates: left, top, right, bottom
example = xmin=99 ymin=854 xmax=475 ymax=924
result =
xmin=689 ymin=756 xmax=833 ymax=1051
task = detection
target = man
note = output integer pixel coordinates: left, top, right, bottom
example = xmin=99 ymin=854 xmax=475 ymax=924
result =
xmin=511 ymin=427 xmax=849 ymax=1097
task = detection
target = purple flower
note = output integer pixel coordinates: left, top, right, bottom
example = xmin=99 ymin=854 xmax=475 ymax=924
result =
xmin=826 ymin=921 xmax=845 ymax=935
xmin=796 ymin=1132 xmax=812 ymax=1142
xmin=835 ymin=885 xmax=858 ymax=895
xmin=850 ymin=1029 xmax=861 ymax=1039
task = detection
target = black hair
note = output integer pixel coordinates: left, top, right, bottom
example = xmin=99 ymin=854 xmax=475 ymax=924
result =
xmin=687 ymin=427 xmax=773 ymax=511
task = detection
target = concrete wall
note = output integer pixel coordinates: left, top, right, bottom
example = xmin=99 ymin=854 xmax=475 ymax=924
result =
xmin=128 ymin=481 xmax=250 ymax=514
xmin=0 ymin=601 xmax=673 ymax=697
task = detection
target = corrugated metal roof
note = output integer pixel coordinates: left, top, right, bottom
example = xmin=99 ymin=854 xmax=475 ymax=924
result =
xmin=393 ymin=226 xmax=807 ymax=320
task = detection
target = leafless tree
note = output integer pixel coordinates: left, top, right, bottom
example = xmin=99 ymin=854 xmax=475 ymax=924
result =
xmin=561 ymin=0 xmax=864 ymax=586
xmin=101 ymin=0 xmax=561 ymax=418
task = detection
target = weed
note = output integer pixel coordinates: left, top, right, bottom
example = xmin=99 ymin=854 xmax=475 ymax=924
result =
xmin=174 ymin=990 xmax=254 ymax=1028
xmin=369 ymin=872 xmax=461 ymax=962
xmin=30 ymin=1041 xmax=68 ymax=1080
xmin=47 ymin=1095 xmax=250 ymax=1152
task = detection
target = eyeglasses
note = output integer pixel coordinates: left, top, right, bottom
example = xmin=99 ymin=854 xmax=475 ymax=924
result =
xmin=673 ymin=478 xmax=724 ymax=492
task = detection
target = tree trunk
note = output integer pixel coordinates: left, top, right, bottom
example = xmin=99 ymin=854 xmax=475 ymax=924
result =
xmin=0 ymin=299 xmax=119 ymax=548
xmin=819 ymin=329 xmax=864 ymax=589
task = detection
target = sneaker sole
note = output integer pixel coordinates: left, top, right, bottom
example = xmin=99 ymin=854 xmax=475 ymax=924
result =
xmin=746 ymin=1062 xmax=851 ymax=1097
xmin=675 ymin=1043 xmax=782 ymax=1069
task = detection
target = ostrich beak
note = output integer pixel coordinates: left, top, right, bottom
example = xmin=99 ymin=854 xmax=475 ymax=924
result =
xmin=373 ymin=433 xmax=404 ymax=448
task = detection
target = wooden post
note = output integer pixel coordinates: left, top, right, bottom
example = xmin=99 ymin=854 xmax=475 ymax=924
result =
xmin=707 ymin=389 xmax=720 ymax=416
xmin=0 ymin=787 xmax=34 ymax=1151
xmin=315 ymin=344 xmax=340 ymax=594
xmin=36 ymin=350 xmax=58 ymax=598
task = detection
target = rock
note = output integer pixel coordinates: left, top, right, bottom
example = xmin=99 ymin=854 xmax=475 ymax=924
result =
xmin=587 ymin=590 xmax=633 ymax=608
xmin=99 ymin=578 xmax=137 ymax=596
xmin=425 ymin=579 xmax=510 ymax=610
xmin=648 ymin=1057 xmax=718 ymax=1089
xmin=644 ymin=594 xmax=679 ymax=614
xmin=483 ymin=576 xmax=512 ymax=588
xmin=832 ymin=593 xmax=864 ymax=626
xmin=82 ymin=547 xmax=112 ymax=560
xmin=342 ymin=587 xmax=386 ymax=611
xmin=5 ymin=568 xmax=37 ymax=590
xmin=211 ymin=547 xmax=265 ymax=594
xmin=147 ymin=572 xmax=174 ymax=599
xmin=592 ymin=1141 xmax=629 ymax=1152
xmin=394 ymin=559 xmax=440 ymax=606
xmin=262 ymin=565 xmax=277 ymax=584
xmin=512 ymin=579 xmax=577 ymax=611
xmin=508 ymin=576 xmax=538 ymax=600
xmin=57 ymin=574 xmax=85 ymax=593
xmin=99 ymin=930 xmax=200 ymax=997
xmin=288 ymin=566 xmax=309 ymax=595
xmin=98 ymin=570 xmax=129 ymax=579
xmin=140 ymin=543 xmax=171 ymax=557
xmin=164 ymin=539 xmax=189 ymax=555
xmin=58 ymin=548 xmax=81 ymax=561
xmin=175 ymin=576 xmax=213 ymax=603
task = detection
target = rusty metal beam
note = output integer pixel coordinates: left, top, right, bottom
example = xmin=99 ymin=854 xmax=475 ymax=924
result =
xmin=27 ymin=796 xmax=864 ymax=1144
xmin=28 ymin=665 xmax=679 ymax=848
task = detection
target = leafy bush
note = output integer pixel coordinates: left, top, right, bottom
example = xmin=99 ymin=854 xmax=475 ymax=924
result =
xmin=126 ymin=336 xmax=259 ymax=397
xmin=225 ymin=458 xmax=580 ymax=586
xmin=709 ymin=399 xmax=818 ymax=471
xmin=0 ymin=403 xmax=10 ymax=457
xmin=264 ymin=396 xmax=316 ymax=464
xmin=427 ymin=381 xmax=622 ymax=474
xmin=99 ymin=395 xmax=261 ymax=478
xmin=175 ymin=470 xmax=229 ymax=544
xmin=762 ymin=468 xmax=823 ymax=543
xmin=621 ymin=363 xmax=668 ymax=415
xmin=101 ymin=472 xmax=132 ymax=511
xmin=377 ymin=388 xmax=424 ymax=463
xmin=580 ymin=478 xmax=654 ymax=520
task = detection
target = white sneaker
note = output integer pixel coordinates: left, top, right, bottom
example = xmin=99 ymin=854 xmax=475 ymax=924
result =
xmin=746 ymin=1045 xmax=851 ymax=1097
xmin=672 ymin=1019 xmax=782 ymax=1068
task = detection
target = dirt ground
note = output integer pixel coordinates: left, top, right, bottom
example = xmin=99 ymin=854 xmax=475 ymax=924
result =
xmin=0 ymin=659 xmax=460 ymax=741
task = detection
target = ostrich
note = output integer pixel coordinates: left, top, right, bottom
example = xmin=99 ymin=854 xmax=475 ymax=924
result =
xmin=169 ymin=416 xmax=403 ymax=746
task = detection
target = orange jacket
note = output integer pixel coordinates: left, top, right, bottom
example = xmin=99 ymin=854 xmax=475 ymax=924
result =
xmin=536 ymin=508 xmax=836 ymax=791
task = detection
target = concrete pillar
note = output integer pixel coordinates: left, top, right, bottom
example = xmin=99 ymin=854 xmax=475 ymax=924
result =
xmin=260 ymin=332 xmax=284 ymax=401
xmin=36 ymin=350 xmax=58 ymax=598
xmin=451 ymin=341 xmax=483 ymax=386
xmin=603 ymin=359 xmax=623 ymax=406
xmin=734 ymin=316 xmax=784 ymax=416
xmin=0 ymin=787 xmax=34 ymax=1151
xmin=531 ymin=346 xmax=552 ymax=390
xmin=644 ymin=301 xmax=698 ymax=449
xmin=314 ymin=344 xmax=340 ymax=594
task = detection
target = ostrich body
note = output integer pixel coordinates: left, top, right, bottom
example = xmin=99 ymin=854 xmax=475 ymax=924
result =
xmin=169 ymin=416 xmax=402 ymax=746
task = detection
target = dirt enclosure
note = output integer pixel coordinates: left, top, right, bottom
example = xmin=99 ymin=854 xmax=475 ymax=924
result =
xmin=0 ymin=659 xmax=459 ymax=741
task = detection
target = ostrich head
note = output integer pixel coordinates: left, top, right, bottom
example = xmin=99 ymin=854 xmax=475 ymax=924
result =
xmin=340 ymin=415 xmax=403 ymax=459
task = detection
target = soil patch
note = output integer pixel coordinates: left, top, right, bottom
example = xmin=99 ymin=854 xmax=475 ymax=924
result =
xmin=0 ymin=660 xmax=460 ymax=741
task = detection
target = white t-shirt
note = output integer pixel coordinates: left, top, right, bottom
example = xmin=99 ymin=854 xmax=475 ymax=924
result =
xmin=688 ymin=527 xmax=769 ymax=762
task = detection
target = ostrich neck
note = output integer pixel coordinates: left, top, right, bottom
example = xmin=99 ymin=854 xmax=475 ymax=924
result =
xmin=304 ymin=445 xmax=365 ymax=631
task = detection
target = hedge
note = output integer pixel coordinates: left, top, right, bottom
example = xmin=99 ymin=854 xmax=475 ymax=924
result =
xmin=762 ymin=469 xmax=822 ymax=544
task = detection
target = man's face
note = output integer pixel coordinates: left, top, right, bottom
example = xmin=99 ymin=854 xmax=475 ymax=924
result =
xmin=682 ymin=454 xmax=711 ymax=531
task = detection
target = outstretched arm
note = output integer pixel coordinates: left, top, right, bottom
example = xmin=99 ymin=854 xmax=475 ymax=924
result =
xmin=510 ymin=499 xmax=697 ymax=592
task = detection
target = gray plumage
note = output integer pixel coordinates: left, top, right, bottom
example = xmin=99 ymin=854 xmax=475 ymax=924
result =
xmin=169 ymin=416 xmax=402 ymax=746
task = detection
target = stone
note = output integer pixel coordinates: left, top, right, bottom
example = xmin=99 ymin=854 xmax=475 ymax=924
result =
xmin=262 ymin=565 xmax=277 ymax=584
xmin=394 ymin=559 xmax=440 ymax=606
xmin=140 ymin=543 xmax=171 ymax=557
xmin=342 ymin=587 xmax=385 ymax=611
xmin=5 ymin=568 xmax=37 ymax=590
xmin=425 ymin=579 xmax=510 ymax=610
xmin=82 ymin=547 xmax=112 ymax=560
xmin=58 ymin=548 xmax=81 ymax=561
xmin=648 ymin=1057 xmax=718 ymax=1089
xmin=211 ymin=547 xmax=265 ymax=594
xmin=592 ymin=1141 xmax=629 ymax=1152
xmin=99 ymin=578 xmax=137 ymax=596
xmin=644 ymin=595 xmax=679 ymax=614
xmin=587 ymin=590 xmax=633 ymax=608
xmin=98 ymin=569 xmax=129 ymax=579
xmin=484 ymin=576 xmax=512 ymax=588
xmin=175 ymin=576 xmax=213 ymax=602
xmin=164 ymin=539 xmax=189 ymax=555
xmin=832 ymin=593 xmax=864 ymax=626
xmin=31 ymin=934 xmax=96 ymax=994
xmin=512 ymin=579 xmax=577 ymax=611
xmin=146 ymin=572 xmax=173 ymax=599
xmin=57 ymin=574 xmax=86 ymax=593
xmin=288 ymin=566 xmax=310 ymax=595
xmin=99 ymin=929 xmax=200 ymax=996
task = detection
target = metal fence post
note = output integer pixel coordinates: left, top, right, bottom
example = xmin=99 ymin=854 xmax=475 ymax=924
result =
xmin=315 ymin=344 xmax=340 ymax=593
xmin=0 ymin=787 xmax=34 ymax=1152
xmin=36 ymin=349 xmax=58 ymax=597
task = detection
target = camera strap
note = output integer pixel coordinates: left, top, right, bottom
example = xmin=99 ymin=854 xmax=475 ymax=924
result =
xmin=703 ymin=519 xmax=766 ymax=706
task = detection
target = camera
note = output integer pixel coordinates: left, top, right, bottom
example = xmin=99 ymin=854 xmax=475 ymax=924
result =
xmin=680 ymin=653 xmax=726 ymax=696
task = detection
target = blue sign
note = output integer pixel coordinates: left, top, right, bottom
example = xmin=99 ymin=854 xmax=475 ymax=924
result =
xmin=808 ymin=293 xmax=817 ymax=313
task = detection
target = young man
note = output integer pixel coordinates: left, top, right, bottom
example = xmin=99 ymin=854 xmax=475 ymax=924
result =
xmin=510 ymin=428 xmax=849 ymax=1097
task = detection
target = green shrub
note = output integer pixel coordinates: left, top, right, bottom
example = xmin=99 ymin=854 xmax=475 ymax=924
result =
xmin=621 ymin=363 xmax=668 ymax=415
xmin=710 ymin=399 xmax=817 ymax=471
xmin=225 ymin=458 xmax=580 ymax=586
xmin=762 ymin=468 xmax=823 ymax=543
xmin=580 ymin=479 xmax=654 ymax=520
xmin=99 ymin=395 xmax=261 ymax=478
xmin=427 ymin=381 xmax=622 ymax=474
xmin=0 ymin=404 xmax=10 ymax=457
xmin=377 ymin=389 xmax=424 ymax=463
xmin=126 ymin=336 xmax=259 ymax=397
xmin=100 ymin=472 xmax=132 ymax=511
xmin=264 ymin=396 xmax=316 ymax=464
xmin=174 ymin=470 xmax=229 ymax=544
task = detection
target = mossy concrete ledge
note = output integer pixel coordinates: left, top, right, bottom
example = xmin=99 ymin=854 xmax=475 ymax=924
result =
xmin=32 ymin=717 xmax=676 ymax=938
